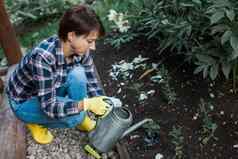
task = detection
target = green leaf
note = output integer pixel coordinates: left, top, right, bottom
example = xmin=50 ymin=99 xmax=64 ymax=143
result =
xmin=192 ymin=0 xmax=201 ymax=5
xmin=228 ymin=51 xmax=238 ymax=61
xmin=222 ymin=62 xmax=231 ymax=79
xmin=221 ymin=30 xmax=232 ymax=45
xmin=209 ymin=64 xmax=219 ymax=80
xmin=230 ymin=35 xmax=238 ymax=54
xmin=225 ymin=9 xmax=235 ymax=21
xmin=211 ymin=123 xmax=218 ymax=130
xmin=210 ymin=11 xmax=224 ymax=24
xmin=203 ymin=66 xmax=209 ymax=78
xmin=196 ymin=54 xmax=215 ymax=64
xmin=180 ymin=3 xmax=194 ymax=7
xmin=194 ymin=65 xmax=205 ymax=74
xmin=211 ymin=24 xmax=228 ymax=35
xmin=17 ymin=11 xmax=37 ymax=20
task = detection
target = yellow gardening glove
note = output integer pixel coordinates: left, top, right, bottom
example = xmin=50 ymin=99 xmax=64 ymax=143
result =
xmin=83 ymin=96 xmax=110 ymax=115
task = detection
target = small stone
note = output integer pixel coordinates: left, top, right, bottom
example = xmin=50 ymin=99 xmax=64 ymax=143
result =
xmin=193 ymin=116 xmax=198 ymax=120
xmin=107 ymin=151 xmax=115 ymax=158
xmin=101 ymin=153 xmax=108 ymax=159
xmin=120 ymin=82 xmax=125 ymax=86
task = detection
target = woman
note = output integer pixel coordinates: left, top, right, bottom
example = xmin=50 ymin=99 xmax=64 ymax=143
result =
xmin=6 ymin=4 xmax=110 ymax=144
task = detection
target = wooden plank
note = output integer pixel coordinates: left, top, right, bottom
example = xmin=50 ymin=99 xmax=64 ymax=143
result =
xmin=0 ymin=104 xmax=26 ymax=159
xmin=0 ymin=65 xmax=26 ymax=159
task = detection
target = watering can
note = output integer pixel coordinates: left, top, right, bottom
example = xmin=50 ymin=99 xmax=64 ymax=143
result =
xmin=87 ymin=97 xmax=153 ymax=153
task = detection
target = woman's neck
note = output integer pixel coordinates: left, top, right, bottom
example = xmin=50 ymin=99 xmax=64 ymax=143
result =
xmin=61 ymin=41 xmax=73 ymax=57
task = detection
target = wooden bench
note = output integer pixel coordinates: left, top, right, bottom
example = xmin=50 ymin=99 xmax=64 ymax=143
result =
xmin=0 ymin=65 xmax=26 ymax=159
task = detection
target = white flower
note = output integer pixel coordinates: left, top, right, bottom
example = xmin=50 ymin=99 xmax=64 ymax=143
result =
xmin=120 ymin=62 xmax=134 ymax=71
xmin=132 ymin=55 xmax=149 ymax=64
xmin=147 ymin=90 xmax=155 ymax=95
xmin=116 ymin=20 xmax=130 ymax=33
xmin=118 ymin=24 xmax=130 ymax=33
xmin=117 ymin=13 xmax=124 ymax=22
xmin=108 ymin=9 xmax=118 ymax=21
xmin=155 ymin=153 xmax=164 ymax=159
xmin=139 ymin=92 xmax=148 ymax=101
xmin=108 ymin=10 xmax=130 ymax=33
xmin=151 ymin=74 xmax=163 ymax=83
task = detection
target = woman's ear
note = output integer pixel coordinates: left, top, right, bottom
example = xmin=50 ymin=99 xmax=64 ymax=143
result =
xmin=67 ymin=32 xmax=75 ymax=42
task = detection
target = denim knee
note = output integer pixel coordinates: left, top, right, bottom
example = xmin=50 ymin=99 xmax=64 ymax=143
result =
xmin=66 ymin=65 xmax=87 ymax=100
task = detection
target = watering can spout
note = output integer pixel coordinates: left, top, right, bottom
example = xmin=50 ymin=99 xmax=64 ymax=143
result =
xmin=121 ymin=118 xmax=153 ymax=139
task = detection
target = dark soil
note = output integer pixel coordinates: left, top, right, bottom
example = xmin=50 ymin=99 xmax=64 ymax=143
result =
xmin=94 ymin=39 xmax=238 ymax=159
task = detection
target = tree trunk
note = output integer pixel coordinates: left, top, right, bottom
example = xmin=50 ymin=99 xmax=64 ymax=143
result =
xmin=0 ymin=0 xmax=22 ymax=65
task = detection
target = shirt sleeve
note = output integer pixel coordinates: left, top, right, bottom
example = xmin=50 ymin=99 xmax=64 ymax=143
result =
xmin=32 ymin=54 xmax=81 ymax=119
xmin=81 ymin=52 xmax=104 ymax=97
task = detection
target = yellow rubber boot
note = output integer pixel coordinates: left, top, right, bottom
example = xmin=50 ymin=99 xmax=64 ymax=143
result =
xmin=26 ymin=124 xmax=54 ymax=144
xmin=77 ymin=115 xmax=96 ymax=132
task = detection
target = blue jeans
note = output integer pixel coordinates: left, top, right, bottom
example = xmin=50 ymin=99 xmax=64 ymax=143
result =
xmin=9 ymin=65 xmax=87 ymax=128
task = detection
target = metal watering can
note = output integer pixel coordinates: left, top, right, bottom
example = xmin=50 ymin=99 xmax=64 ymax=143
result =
xmin=87 ymin=98 xmax=153 ymax=153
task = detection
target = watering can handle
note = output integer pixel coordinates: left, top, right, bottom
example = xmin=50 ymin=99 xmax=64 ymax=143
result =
xmin=100 ymin=97 xmax=123 ymax=118
xmin=120 ymin=118 xmax=153 ymax=139
xmin=103 ymin=98 xmax=114 ymax=106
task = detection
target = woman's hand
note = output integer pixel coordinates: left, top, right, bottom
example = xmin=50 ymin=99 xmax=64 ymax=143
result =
xmin=83 ymin=96 xmax=110 ymax=115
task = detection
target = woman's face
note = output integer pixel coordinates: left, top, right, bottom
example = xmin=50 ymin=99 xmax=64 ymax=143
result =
xmin=68 ymin=30 xmax=98 ymax=55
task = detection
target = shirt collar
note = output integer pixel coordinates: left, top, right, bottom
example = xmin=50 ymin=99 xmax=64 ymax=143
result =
xmin=54 ymin=36 xmax=90 ymax=65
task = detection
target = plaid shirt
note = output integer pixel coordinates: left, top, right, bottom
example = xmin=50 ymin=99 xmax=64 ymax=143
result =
xmin=7 ymin=35 xmax=103 ymax=118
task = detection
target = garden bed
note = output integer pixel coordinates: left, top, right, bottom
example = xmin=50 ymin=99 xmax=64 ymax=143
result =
xmin=94 ymin=39 xmax=238 ymax=159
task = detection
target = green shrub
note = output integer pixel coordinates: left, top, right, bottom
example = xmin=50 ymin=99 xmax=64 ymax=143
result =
xmin=94 ymin=0 xmax=238 ymax=86
xmin=5 ymin=0 xmax=83 ymax=25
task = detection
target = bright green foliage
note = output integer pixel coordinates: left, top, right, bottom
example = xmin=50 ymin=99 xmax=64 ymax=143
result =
xmin=19 ymin=21 xmax=58 ymax=48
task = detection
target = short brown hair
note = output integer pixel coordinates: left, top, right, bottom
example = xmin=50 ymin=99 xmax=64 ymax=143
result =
xmin=58 ymin=4 xmax=105 ymax=41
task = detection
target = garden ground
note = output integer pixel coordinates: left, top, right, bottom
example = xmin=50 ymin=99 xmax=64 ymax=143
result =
xmin=94 ymin=38 xmax=238 ymax=159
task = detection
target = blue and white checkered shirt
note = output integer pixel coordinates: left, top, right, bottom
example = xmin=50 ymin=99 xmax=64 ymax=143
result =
xmin=7 ymin=35 xmax=103 ymax=118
